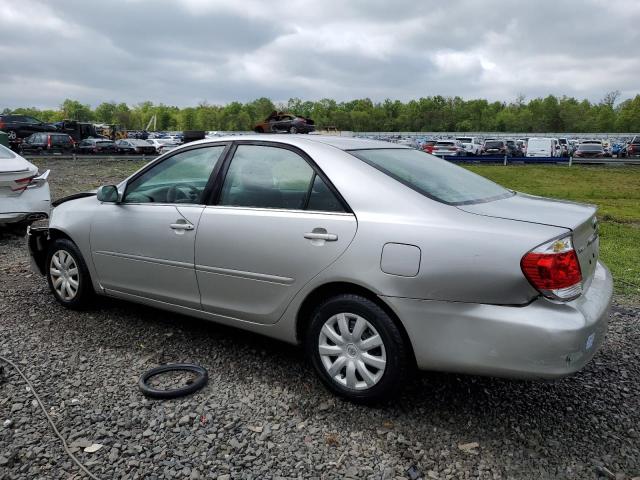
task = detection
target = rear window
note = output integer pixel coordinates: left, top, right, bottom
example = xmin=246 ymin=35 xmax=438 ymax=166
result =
xmin=436 ymin=141 xmax=454 ymax=146
xmin=485 ymin=141 xmax=504 ymax=148
xmin=457 ymin=138 xmax=472 ymax=143
xmin=578 ymin=144 xmax=603 ymax=151
xmin=631 ymin=136 xmax=640 ymax=143
xmin=0 ymin=144 xmax=16 ymax=159
xmin=349 ymin=148 xmax=513 ymax=205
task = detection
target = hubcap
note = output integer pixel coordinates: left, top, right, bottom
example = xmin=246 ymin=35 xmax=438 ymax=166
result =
xmin=49 ymin=250 xmax=79 ymax=301
xmin=8 ymin=131 xmax=17 ymax=140
xmin=318 ymin=313 xmax=387 ymax=390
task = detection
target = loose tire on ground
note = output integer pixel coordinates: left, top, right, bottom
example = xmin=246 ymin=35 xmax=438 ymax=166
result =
xmin=139 ymin=364 xmax=208 ymax=399
xmin=305 ymin=294 xmax=411 ymax=404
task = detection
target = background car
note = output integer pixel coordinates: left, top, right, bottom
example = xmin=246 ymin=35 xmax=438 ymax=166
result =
xmin=432 ymin=140 xmax=466 ymax=156
xmin=77 ymin=138 xmax=117 ymax=154
xmin=624 ymin=135 xmax=640 ymax=158
xmin=526 ymin=137 xmax=561 ymax=157
xmin=254 ymin=111 xmax=315 ymax=134
xmin=146 ymin=138 xmax=181 ymax=154
xmin=456 ymin=137 xmax=482 ymax=155
xmin=0 ymin=144 xmax=50 ymax=228
xmin=505 ymin=140 xmax=524 ymax=157
xmin=19 ymin=133 xmax=75 ymax=155
xmin=421 ymin=140 xmax=437 ymax=154
xmin=115 ymin=139 xmax=157 ymax=155
xmin=0 ymin=114 xmax=59 ymax=144
xmin=481 ymin=139 xmax=507 ymax=155
xmin=573 ymin=143 xmax=605 ymax=158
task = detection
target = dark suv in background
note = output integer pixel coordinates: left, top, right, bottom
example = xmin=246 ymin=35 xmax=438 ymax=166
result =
xmin=19 ymin=132 xmax=75 ymax=154
xmin=0 ymin=115 xmax=58 ymax=143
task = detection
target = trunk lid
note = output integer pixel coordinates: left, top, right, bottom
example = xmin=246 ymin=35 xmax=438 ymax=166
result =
xmin=458 ymin=193 xmax=600 ymax=288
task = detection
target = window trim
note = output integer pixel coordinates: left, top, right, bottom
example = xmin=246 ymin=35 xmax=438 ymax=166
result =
xmin=207 ymin=140 xmax=352 ymax=214
xmin=121 ymin=142 xmax=232 ymax=206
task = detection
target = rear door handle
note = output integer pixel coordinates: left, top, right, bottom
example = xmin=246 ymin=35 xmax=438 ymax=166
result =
xmin=170 ymin=223 xmax=194 ymax=231
xmin=304 ymin=232 xmax=338 ymax=241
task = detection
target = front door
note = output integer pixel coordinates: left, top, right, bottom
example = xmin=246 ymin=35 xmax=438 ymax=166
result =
xmin=91 ymin=144 xmax=228 ymax=308
xmin=195 ymin=143 xmax=357 ymax=324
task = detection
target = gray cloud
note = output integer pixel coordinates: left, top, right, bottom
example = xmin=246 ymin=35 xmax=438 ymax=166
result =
xmin=1 ymin=0 xmax=639 ymax=109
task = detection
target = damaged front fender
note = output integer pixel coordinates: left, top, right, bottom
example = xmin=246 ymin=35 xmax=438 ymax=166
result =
xmin=27 ymin=226 xmax=50 ymax=275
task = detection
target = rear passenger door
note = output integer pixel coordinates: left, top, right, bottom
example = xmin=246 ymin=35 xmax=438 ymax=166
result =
xmin=195 ymin=142 xmax=357 ymax=325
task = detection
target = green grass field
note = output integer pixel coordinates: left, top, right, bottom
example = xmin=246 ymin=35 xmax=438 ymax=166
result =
xmin=465 ymin=165 xmax=640 ymax=297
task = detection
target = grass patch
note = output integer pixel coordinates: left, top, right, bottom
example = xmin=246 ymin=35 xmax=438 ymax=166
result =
xmin=465 ymin=165 xmax=640 ymax=296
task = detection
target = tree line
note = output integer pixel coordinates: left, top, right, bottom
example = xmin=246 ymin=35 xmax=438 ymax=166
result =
xmin=3 ymin=92 xmax=640 ymax=133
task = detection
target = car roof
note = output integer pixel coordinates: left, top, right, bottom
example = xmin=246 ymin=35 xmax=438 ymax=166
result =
xmin=185 ymin=134 xmax=408 ymax=151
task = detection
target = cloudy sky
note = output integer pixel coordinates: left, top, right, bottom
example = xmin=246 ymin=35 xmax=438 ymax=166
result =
xmin=1 ymin=0 xmax=639 ymax=109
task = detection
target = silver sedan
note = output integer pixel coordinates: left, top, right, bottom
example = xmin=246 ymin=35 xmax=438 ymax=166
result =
xmin=28 ymin=136 xmax=613 ymax=402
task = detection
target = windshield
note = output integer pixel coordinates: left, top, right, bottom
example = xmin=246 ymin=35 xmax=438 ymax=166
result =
xmin=349 ymin=148 xmax=513 ymax=205
xmin=0 ymin=144 xmax=17 ymax=159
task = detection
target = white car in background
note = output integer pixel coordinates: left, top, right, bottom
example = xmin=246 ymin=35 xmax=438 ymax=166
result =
xmin=526 ymin=137 xmax=561 ymax=157
xmin=0 ymin=144 xmax=50 ymax=228
xmin=456 ymin=136 xmax=482 ymax=155
xmin=146 ymin=139 xmax=180 ymax=154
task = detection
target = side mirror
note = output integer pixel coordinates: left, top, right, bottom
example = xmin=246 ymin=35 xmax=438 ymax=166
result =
xmin=96 ymin=185 xmax=120 ymax=203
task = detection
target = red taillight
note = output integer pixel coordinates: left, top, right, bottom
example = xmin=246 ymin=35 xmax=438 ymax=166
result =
xmin=521 ymin=235 xmax=582 ymax=300
xmin=0 ymin=121 xmax=5 ymax=129
xmin=47 ymin=136 xmax=52 ymax=149
xmin=11 ymin=175 xmax=36 ymax=192
xmin=630 ymin=145 xmax=635 ymax=153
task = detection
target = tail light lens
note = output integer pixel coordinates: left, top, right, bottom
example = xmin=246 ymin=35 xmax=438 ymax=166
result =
xmin=47 ymin=135 xmax=52 ymax=149
xmin=521 ymin=235 xmax=582 ymax=301
xmin=11 ymin=175 xmax=36 ymax=192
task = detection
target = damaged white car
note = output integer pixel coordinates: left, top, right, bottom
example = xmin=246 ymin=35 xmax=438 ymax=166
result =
xmin=0 ymin=144 xmax=50 ymax=228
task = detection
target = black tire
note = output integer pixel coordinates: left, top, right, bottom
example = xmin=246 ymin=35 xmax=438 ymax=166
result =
xmin=139 ymin=364 xmax=208 ymax=399
xmin=7 ymin=130 xmax=18 ymax=141
xmin=289 ymin=126 xmax=298 ymax=134
xmin=45 ymin=238 xmax=94 ymax=310
xmin=254 ymin=127 xmax=264 ymax=133
xmin=305 ymin=294 xmax=411 ymax=404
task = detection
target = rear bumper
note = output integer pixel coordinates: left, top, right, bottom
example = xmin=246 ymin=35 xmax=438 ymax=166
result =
xmin=0 ymin=183 xmax=51 ymax=225
xmin=383 ymin=261 xmax=613 ymax=379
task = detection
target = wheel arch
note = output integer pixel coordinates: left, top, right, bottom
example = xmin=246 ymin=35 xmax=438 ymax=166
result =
xmin=295 ymin=281 xmax=417 ymax=366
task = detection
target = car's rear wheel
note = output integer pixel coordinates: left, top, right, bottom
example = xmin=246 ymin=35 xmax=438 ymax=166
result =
xmin=289 ymin=126 xmax=298 ymax=134
xmin=305 ymin=294 xmax=411 ymax=403
xmin=6 ymin=130 xmax=17 ymax=141
xmin=46 ymin=238 xmax=94 ymax=309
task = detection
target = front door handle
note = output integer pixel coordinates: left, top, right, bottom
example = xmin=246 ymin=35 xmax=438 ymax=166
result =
xmin=170 ymin=222 xmax=194 ymax=231
xmin=304 ymin=232 xmax=338 ymax=241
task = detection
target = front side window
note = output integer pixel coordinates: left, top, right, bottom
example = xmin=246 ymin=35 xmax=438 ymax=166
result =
xmin=124 ymin=146 xmax=225 ymax=204
xmin=218 ymin=144 xmax=345 ymax=212
xmin=349 ymin=148 xmax=513 ymax=205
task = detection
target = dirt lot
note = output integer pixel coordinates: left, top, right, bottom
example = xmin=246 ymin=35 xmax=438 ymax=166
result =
xmin=1 ymin=158 xmax=639 ymax=479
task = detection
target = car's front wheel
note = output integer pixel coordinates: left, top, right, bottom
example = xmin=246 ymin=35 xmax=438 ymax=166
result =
xmin=289 ymin=126 xmax=298 ymax=134
xmin=306 ymin=294 xmax=411 ymax=403
xmin=46 ymin=238 xmax=94 ymax=309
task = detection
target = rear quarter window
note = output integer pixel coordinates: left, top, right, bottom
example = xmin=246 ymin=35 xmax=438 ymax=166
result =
xmin=349 ymin=148 xmax=513 ymax=205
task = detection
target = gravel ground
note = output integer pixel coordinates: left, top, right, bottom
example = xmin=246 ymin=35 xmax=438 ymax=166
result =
xmin=0 ymin=231 xmax=639 ymax=480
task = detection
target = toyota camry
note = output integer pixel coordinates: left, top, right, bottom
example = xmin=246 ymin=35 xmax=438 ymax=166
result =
xmin=28 ymin=136 xmax=612 ymax=402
